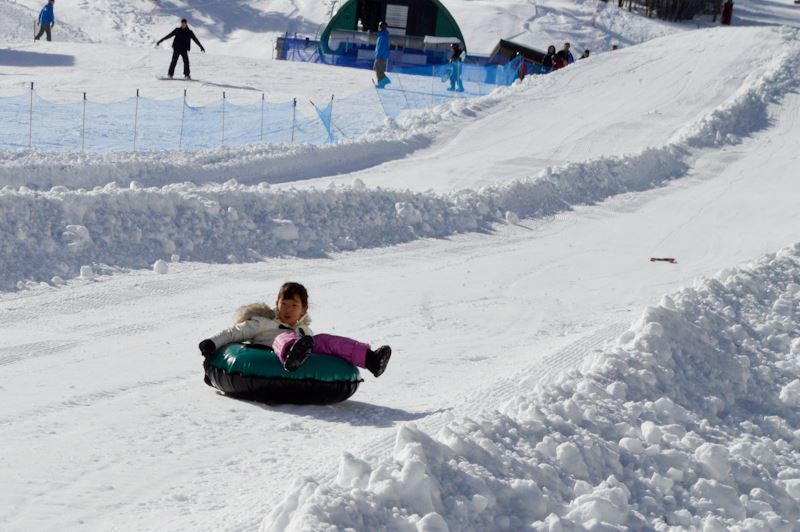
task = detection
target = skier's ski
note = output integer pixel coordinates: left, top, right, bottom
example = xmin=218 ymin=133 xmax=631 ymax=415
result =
xmin=155 ymin=76 xmax=199 ymax=82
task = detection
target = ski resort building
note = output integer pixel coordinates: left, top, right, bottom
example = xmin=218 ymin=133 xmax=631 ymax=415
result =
xmin=277 ymin=0 xmax=467 ymax=69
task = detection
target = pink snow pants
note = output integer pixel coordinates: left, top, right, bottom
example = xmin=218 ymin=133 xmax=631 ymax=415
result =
xmin=272 ymin=332 xmax=369 ymax=368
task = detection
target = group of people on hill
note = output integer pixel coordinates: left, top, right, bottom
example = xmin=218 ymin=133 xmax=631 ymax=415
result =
xmin=541 ymin=42 xmax=591 ymax=73
xmin=373 ymin=21 xmax=466 ymax=92
xmin=33 ymin=5 xmax=596 ymax=88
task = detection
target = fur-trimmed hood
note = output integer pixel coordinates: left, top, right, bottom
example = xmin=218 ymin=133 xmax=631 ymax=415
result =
xmin=233 ymin=303 xmax=312 ymax=327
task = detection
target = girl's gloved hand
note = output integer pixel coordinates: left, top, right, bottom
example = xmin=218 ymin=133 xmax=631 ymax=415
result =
xmin=199 ymin=339 xmax=216 ymax=357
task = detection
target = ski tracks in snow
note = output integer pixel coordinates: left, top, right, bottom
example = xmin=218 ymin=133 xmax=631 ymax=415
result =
xmin=360 ymin=322 xmax=630 ymax=464
xmin=77 ymin=0 xmax=157 ymax=46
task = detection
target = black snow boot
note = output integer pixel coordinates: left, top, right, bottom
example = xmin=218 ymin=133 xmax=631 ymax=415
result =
xmin=283 ymin=335 xmax=315 ymax=372
xmin=365 ymin=345 xmax=392 ymax=377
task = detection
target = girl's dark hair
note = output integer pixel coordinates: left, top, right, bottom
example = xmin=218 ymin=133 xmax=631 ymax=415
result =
xmin=277 ymin=282 xmax=309 ymax=307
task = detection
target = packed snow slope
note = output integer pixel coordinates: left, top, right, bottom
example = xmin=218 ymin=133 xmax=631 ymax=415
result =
xmin=4 ymin=0 xmax=682 ymax=56
xmin=3 ymin=35 xmax=800 ymax=529
xmin=0 ymin=40 xmax=373 ymax=104
xmin=3 ymin=94 xmax=800 ymax=529
xmin=2 ymin=26 xmax=791 ymax=189
xmin=2 ymin=1 xmax=800 ymax=531
xmin=4 ymin=0 xmax=796 ymax=62
xmin=1 ymin=26 xmax=798 ymax=291
xmin=296 ymin=25 xmax=799 ymax=193
xmin=267 ymin=243 xmax=800 ymax=531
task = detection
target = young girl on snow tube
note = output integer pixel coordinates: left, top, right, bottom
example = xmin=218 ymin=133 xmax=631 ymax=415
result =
xmin=199 ymin=282 xmax=392 ymax=378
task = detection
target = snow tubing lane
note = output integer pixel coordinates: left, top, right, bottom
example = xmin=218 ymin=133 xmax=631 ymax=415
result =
xmin=204 ymin=343 xmax=362 ymax=404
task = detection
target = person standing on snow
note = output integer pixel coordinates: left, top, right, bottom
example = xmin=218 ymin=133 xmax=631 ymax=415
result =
xmin=554 ymin=42 xmax=574 ymax=69
xmin=156 ymin=18 xmax=205 ymax=79
xmin=34 ymin=0 xmax=55 ymax=42
xmin=447 ymin=42 xmax=465 ymax=92
xmin=374 ymin=21 xmax=391 ymax=88
xmin=542 ymin=45 xmax=557 ymax=73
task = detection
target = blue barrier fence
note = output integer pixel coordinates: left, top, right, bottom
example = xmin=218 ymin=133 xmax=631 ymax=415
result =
xmin=1 ymin=61 xmax=529 ymax=153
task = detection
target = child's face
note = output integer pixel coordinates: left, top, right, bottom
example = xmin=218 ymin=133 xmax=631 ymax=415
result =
xmin=277 ymin=295 xmax=307 ymax=326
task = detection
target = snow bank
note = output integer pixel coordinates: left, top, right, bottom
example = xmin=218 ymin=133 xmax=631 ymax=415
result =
xmin=0 ymin=133 xmax=431 ymax=190
xmin=3 ymin=28 xmax=799 ymax=290
xmin=677 ymin=27 xmax=800 ymax=148
xmin=0 ymin=145 xmax=689 ymax=290
xmin=263 ymin=243 xmax=800 ymax=531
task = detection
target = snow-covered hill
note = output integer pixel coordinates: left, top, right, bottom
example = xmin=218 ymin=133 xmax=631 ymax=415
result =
xmin=4 ymin=0 xmax=682 ymax=56
xmin=1 ymin=25 xmax=797 ymax=290
xmin=2 ymin=0 xmax=800 ymax=531
xmin=267 ymin=243 xmax=800 ymax=530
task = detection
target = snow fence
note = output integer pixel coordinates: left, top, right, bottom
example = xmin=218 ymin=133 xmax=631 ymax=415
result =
xmin=263 ymin=243 xmax=800 ymax=531
xmin=0 ymin=70 xmax=501 ymax=153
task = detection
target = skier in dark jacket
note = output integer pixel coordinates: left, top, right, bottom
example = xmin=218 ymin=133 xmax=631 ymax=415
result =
xmin=156 ymin=19 xmax=205 ymax=79
xmin=34 ymin=0 xmax=55 ymax=42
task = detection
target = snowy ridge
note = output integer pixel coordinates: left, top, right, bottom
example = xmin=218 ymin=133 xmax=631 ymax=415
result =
xmin=677 ymin=26 xmax=800 ymax=148
xmin=0 ymin=132 xmax=431 ymax=190
xmin=2 ymin=29 xmax=798 ymax=291
xmin=0 ymin=146 xmax=686 ymax=290
xmin=263 ymin=243 xmax=800 ymax=531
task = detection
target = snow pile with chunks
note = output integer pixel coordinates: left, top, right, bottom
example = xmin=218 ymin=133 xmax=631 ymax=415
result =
xmin=265 ymin=243 xmax=800 ymax=531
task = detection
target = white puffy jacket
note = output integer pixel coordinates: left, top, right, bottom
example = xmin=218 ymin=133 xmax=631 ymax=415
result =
xmin=208 ymin=303 xmax=313 ymax=349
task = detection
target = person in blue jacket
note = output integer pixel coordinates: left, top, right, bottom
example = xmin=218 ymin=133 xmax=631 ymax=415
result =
xmin=34 ymin=0 xmax=55 ymax=42
xmin=555 ymin=42 xmax=575 ymax=67
xmin=374 ymin=21 xmax=391 ymax=88
xmin=447 ymin=42 xmax=465 ymax=92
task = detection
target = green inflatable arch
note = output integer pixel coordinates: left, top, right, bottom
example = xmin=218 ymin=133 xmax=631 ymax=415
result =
xmin=320 ymin=0 xmax=466 ymax=55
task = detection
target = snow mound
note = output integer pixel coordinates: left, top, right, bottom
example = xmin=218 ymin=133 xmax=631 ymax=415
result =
xmin=263 ymin=243 xmax=800 ymax=531
xmin=0 ymin=134 xmax=431 ymax=190
xmin=0 ymin=146 xmax=686 ymax=290
xmin=3 ymin=28 xmax=799 ymax=290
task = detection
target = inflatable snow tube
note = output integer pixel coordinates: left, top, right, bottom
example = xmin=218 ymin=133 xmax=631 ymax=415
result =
xmin=203 ymin=343 xmax=362 ymax=404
